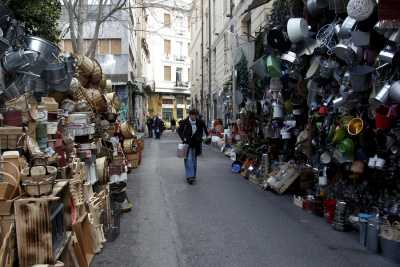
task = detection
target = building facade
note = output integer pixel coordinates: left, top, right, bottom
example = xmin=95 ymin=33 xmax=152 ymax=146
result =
xmin=143 ymin=0 xmax=192 ymax=125
xmin=190 ymin=0 xmax=274 ymax=126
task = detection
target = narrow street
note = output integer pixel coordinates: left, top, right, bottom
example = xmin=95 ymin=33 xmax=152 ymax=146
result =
xmin=93 ymin=132 xmax=397 ymax=267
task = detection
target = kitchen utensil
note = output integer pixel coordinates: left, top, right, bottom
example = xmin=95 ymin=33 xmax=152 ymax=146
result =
xmin=374 ymin=83 xmax=391 ymax=104
xmin=349 ymin=65 xmax=375 ymax=92
xmin=280 ymin=51 xmax=298 ymax=64
xmin=43 ymin=62 xmax=67 ymax=85
xmin=307 ymin=0 xmax=329 ymax=17
xmin=61 ymin=99 xmax=76 ymax=113
xmin=320 ymin=151 xmax=332 ymax=164
xmin=390 ymin=81 xmax=400 ymax=103
xmin=347 ymin=117 xmax=364 ymax=135
xmin=334 ymin=43 xmax=357 ymax=65
xmin=351 ymin=31 xmax=370 ymax=46
xmin=287 ymin=18 xmax=309 ymax=43
xmin=2 ymin=75 xmax=26 ymax=101
xmin=23 ymin=75 xmax=48 ymax=95
xmin=25 ymin=36 xmax=60 ymax=70
xmin=2 ymin=49 xmax=38 ymax=73
xmin=267 ymin=27 xmax=291 ymax=52
xmin=338 ymin=17 xmax=357 ymax=39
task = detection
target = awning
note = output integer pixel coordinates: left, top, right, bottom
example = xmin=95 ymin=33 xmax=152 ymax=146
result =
xmin=243 ymin=0 xmax=272 ymax=15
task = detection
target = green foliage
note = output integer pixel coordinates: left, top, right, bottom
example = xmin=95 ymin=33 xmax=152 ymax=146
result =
xmin=7 ymin=0 xmax=62 ymax=43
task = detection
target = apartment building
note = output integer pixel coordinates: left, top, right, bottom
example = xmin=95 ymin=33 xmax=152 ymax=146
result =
xmin=144 ymin=0 xmax=192 ymax=125
xmin=190 ymin=0 xmax=274 ymax=125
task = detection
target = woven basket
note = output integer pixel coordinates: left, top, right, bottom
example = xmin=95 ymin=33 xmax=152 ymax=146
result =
xmin=347 ymin=0 xmax=374 ymax=21
xmin=120 ymin=122 xmax=135 ymax=138
xmin=123 ymin=139 xmax=137 ymax=154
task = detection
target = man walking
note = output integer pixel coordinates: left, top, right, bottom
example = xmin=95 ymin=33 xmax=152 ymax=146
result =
xmin=170 ymin=117 xmax=176 ymax=132
xmin=146 ymin=116 xmax=153 ymax=138
xmin=153 ymin=115 xmax=163 ymax=139
xmin=177 ymin=109 xmax=207 ymax=185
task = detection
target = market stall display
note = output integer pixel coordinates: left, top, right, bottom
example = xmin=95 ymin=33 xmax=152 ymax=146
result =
xmin=0 ymin=5 xmax=143 ymax=267
xmin=215 ymin=0 xmax=400 ymax=263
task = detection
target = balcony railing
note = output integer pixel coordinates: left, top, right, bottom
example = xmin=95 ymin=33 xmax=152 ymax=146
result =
xmin=175 ymin=81 xmax=189 ymax=88
xmin=174 ymin=55 xmax=186 ymax=62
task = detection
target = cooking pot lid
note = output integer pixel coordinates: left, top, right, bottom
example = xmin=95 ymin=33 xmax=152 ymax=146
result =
xmin=267 ymin=27 xmax=291 ymax=52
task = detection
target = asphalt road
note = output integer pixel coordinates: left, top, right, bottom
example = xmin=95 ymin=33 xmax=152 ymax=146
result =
xmin=92 ymin=132 xmax=398 ymax=267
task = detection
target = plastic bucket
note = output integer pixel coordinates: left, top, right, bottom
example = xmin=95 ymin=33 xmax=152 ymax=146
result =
xmin=375 ymin=106 xmax=392 ymax=129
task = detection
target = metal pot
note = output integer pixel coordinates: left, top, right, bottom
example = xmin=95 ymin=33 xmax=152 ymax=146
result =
xmin=287 ymin=18 xmax=309 ymax=43
xmin=307 ymin=0 xmax=328 ymax=17
xmin=280 ymin=51 xmax=298 ymax=64
xmin=351 ymin=31 xmax=370 ymax=46
xmin=373 ymin=83 xmax=391 ymax=105
xmin=334 ymin=43 xmax=357 ymax=65
xmin=2 ymin=75 xmax=26 ymax=101
xmin=338 ymin=17 xmax=357 ymax=39
xmin=349 ymin=65 xmax=375 ymax=92
xmin=390 ymin=81 xmax=400 ymax=103
xmin=43 ymin=62 xmax=67 ymax=85
xmin=267 ymin=27 xmax=291 ymax=52
xmin=2 ymin=49 xmax=38 ymax=73
xmin=23 ymin=75 xmax=48 ymax=94
xmin=25 ymin=36 xmax=60 ymax=70
xmin=61 ymin=99 xmax=76 ymax=113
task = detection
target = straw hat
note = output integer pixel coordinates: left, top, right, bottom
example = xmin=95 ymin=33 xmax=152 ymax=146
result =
xmin=347 ymin=0 xmax=375 ymax=21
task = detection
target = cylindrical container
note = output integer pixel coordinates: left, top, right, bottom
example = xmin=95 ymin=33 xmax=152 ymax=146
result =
xmin=359 ymin=213 xmax=374 ymax=246
xmin=367 ymin=216 xmax=381 ymax=253
xmin=375 ymin=106 xmax=392 ymax=129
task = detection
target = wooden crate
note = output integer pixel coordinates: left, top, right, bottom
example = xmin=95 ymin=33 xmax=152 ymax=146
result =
xmin=15 ymin=198 xmax=54 ymax=267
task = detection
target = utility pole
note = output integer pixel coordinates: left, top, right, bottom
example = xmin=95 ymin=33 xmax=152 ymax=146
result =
xmin=207 ymin=0 xmax=212 ymax=126
xmin=200 ymin=0 xmax=204 ymax=115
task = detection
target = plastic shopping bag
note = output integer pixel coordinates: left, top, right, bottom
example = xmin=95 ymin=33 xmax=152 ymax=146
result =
xmin=177 ymin=143 xmax=189 ymax=158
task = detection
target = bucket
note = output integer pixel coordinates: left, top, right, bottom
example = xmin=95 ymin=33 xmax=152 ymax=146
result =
xmin=324 ymin=199 xmax=336 ymax=224
xmin=367 ymin=217 xmax=381 ymax=253
xmin=375 ymin=106 xmax=392 ymax=129
xmin=380 ymin=237 xmax=400 ymax=264
xmin=359 ymin=213 xmax=374 ymax=246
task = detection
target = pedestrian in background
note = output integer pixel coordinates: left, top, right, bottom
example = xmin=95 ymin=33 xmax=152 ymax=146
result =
xmin=146 ymin=116 xmax=153 ymax=138
xmin=153 ymin=115 xmax=163 ymax=139
xmin=178 ymin=109 xmax=207 ymax=184
xmin=170 ymin=117 xmax=176 ymax=132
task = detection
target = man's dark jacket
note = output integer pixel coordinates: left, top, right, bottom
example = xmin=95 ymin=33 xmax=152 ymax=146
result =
xmin=178 ymin=118 xmax=207 ymax=156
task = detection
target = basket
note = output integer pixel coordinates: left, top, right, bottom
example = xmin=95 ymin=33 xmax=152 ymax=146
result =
xmin=21 ymin=164 xmax=57 ymax=183
xmin=21 ymin=178 xmax=54 ymax=197
xmin=96 ymin=157 xmax=109 ymax=184
xmin=123 ymin=139 xmax=137 ymax=154
xmin=64 ymin=123 xmax=95 ymax=137
xmin=93 ymin=94 xmax=107 ymax=113
xmin=0 ymin=180 xmax=17 ymax=200
xmin=120 ymin=122 xmax=135 ymax=138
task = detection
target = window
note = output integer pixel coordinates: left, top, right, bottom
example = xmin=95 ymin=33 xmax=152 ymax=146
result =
xmin=111 ymin=39 xmax=121 ymax=54
xmin=99 ymin=39 xmax=109 ymax=54
xmin=162 ymin=108 xmax=173 ymax=121
xmin=63 ymin=40 xmax=72 ymax=52
xmin=164 ymin=39 xmax=171 ymax=56
xmin=177 ymin=108 xmax=184 ymax=119
xmin=162 ymin=99 xmax=173 ymax=105
xmin=175 ymin=15 xmax=184 ymax=29
xmin=176 ymin=96 xmax=184 ymax=104
xmin=175 ymin=41 xmax=184 ymax=61
xmin=164 ymin=13 xmax=171 ymax=27
xmin=164 ymin=66 xmax=172 ymax=81
xmin=176 ymin=67 xmax=183 ymax=85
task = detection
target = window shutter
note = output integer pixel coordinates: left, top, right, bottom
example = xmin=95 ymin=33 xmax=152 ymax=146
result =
xmin=111 ymin=39 xmax=121 ymax=54
xmin=164 ymin=66 xmax=171 ymax=81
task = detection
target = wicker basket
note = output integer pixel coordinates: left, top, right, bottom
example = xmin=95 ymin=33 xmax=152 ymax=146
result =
xmin=120 ymin=122 xmax=135 ymax=138
xmin=123 ymin=139 xmax=137 ymax=154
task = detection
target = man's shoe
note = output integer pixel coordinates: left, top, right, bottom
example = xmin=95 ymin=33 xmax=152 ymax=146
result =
xmin=186 ymin=177 xmax=195 ymax=185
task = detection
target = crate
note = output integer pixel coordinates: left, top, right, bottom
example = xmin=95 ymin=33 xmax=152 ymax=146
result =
xmin=0 ymin=127 xmax=23 ymax=150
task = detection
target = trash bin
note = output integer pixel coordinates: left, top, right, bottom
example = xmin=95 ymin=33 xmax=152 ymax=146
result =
xmin=366 ymin=216 xmax=381 ymax=253
xmin=359 ymin=213 xmax=374 ymax=247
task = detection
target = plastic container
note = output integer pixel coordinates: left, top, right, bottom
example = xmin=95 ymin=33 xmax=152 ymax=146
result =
xmin=359 ymin=213 xmax=374 ymax=246
xmin=367 ymin=216 xmax=381 ymax=253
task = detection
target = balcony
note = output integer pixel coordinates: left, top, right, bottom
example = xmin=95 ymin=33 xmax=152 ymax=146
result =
xmin=175 ymin=81 xmax=190 ymax=88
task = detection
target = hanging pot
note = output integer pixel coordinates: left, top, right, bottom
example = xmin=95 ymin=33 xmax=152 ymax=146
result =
xmin=307 ymin=0 xmax=329 ymax=17
xmin=351 ymin=31 xmax=370 ymax=46
xmin=373 ymin=83 xmax=391 ymax=105
xmin=338 ymin=17 xmax=357 ymax=39
xmin=306 ymin=56 xmax=321 ymax=79
xmin=349 ymin=65 xmax=375 ymax=92
xmin=2 ymin=49 xmax=38 ymax=73
xmin=25 ymin=36 xmax=60 ymax=70
xmin=267 ymin=27 xmax=291 ymax=52
xmin=287 ymin=18 xmax=310 ymax=43
xmin=23 ymin=75 xmax=48 ymax=94
xmin=334 ymin=43 xmax=357 ymax=65
xmin=390 ymin=81 xmax=400 ymax=103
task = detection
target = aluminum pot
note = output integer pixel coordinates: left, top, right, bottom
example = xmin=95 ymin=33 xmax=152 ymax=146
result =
xmin=267 ymin=27 xmax=291 ymax=52
xmin=2 ymin=75 xmax=26 ymax=101
xmin=25 ymin=36 xmax=60 ymax=70
xmin=23 ymin=75 xmax=48 ymax=94
xmin=373 ymin=83 xmax=391 ymax=105
xmin=287 ymin=18 xmax=309 ymax=43
xmin=2 ymin=49 xmax=38 ymax=73
xmin=43 ymin=62 xmax=67 ymax=85
xmin=334 ymin=43 xmax=357 ymax=65
xmin=338 ymin=17 xmax=357 ymax=39
xmin=390 ymin=81 xmax=400 ymax=103
xmin=349 ymin=65 xmax=375 ymax=92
